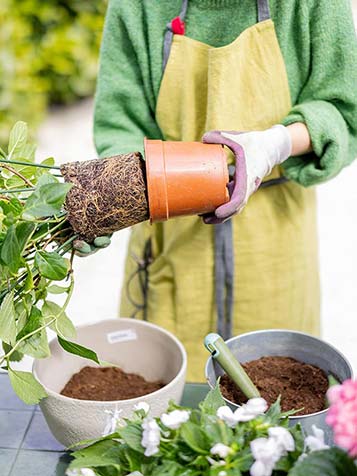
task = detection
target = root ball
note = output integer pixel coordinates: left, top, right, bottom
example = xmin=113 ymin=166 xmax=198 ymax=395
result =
xmin=61 ymin=152 xmax=149 ymax=242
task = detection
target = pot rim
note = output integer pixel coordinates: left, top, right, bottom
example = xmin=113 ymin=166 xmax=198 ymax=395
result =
xmin=205 ymin=328 xmax=354 ymax=420
xmin=33 ymin=317 xmax=187 ymax=405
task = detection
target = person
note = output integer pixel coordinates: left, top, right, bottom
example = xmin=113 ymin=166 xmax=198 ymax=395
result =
xmin=83 ymin=0 xmax=357 ymax=381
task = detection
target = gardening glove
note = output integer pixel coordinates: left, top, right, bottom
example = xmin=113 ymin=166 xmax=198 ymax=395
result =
xmin=73 ymin=235 xmax=112 ymax=257
xmin=202 ymin=125 xmax=292 ymax=224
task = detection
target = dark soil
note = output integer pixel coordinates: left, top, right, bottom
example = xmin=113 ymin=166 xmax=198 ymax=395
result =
xmin=60 ymin=366 xmax=165 ymax=401
xmin=220 ymin=356 xmax=328 ymax=416
xmin=61 ymin=152 xmax=149 ymax=242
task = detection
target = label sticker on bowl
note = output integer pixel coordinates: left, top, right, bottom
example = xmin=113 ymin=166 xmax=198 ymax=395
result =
xmin=107 ymin=329 xmax=137 ymax=344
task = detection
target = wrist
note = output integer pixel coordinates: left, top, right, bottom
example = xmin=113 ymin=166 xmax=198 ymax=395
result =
xmin=268 ymin=125 xmax=292 ymax=164
xmin=286 ymin=123 xmax=312 ymax=156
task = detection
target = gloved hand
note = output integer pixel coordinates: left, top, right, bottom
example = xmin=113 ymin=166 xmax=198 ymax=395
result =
xmin=202 ymin=125 xmax=292 ymax=224
xmin=73 ymin=235 xmax=112 ymax=257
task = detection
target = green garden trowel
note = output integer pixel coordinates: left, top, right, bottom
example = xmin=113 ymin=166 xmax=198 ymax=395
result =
xmin=204 ymin=333 xmax=261 ymax=399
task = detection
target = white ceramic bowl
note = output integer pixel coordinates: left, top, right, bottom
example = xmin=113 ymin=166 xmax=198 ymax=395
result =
xmin=33 ymin=318 xmax=187 ymax=447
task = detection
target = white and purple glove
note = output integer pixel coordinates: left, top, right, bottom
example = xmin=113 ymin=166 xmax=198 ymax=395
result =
xmin=202 ymin=125 xmax=292 ymax=224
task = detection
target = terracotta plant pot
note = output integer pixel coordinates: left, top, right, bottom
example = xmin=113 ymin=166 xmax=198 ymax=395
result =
xmin=144 ymin=138 xmax=229 ymax=222
xmin=33 ymin=319 xmax=187 ymax=447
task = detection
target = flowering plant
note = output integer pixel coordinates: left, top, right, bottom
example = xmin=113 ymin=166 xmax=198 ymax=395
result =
xmin=67 ymin=384 xmax=357 ymax=476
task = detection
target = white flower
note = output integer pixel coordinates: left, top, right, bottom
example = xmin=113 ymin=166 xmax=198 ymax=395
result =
xmin=250 ymin=437 xmax=282 ymax=476
xmin=210 ymin=443 xmax=232 ymax=458
xmin=217 ymin=399 xmax=268 ymax=427
xmin=268 ymin=427 xmax=295 ymax=453
xmin=126 ymin=473 xmax=143 ymax=476
xmin=305 ymin=425 xmax=329 ymax=452
xmin=245 ymin=398 xmax=268 ymax=415
xmin=218 ymin=472 xmax=227 ymax=476
xmin=250 ymin=428 xmax=295 ymax=476
xmin=250 ymin=460 xmax=273 ymax=476
xmin=217 ymin=406 xmax=238 ymax=427
xmin=250 ymin=438 xmax=281 ymax=464
xmin=206 ymin=456 xmax=226 ymax=466
xmin=141 ymin=418 xmax=161 ymax=456
xmin=102 ymin=408 xmax=124 ymax=436
xmin=160 ymin=410 xmax=190 ymax=430
xmin=134 ymin=401 xmax=150 ymax=414
xmin=66 ymin=469 xmax=97 ymax=476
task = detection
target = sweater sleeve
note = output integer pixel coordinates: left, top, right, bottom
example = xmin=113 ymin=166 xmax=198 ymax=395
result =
xmin=281 ymin=0 xmax=357 ymax=187
xmin=93 ymin=0 xmax=163 ymax=158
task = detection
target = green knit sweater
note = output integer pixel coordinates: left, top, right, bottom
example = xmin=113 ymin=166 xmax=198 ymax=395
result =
xmin=94 ymin=0 xmax=357 ymax=186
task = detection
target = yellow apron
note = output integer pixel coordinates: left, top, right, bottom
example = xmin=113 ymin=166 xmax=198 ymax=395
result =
xmin=121 ymin=0 xmax=320 ymax=381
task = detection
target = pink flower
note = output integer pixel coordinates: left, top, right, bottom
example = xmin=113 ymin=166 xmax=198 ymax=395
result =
xmin=326 ymin=379 xmax=357 ymax=457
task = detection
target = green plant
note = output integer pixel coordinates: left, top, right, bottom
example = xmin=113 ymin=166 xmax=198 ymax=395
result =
xmin=0 ymin=122 xmax=100 ymax=403
xmin=68 ymin=386 xmax=357 ymax=476
xmin=0 ymin=0 xmax=106 ymax=144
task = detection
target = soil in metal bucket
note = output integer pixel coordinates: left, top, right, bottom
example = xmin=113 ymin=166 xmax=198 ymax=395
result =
xmin=220 ymin=356 xmax=329 ymax=416
xmin=60 ymin=366 xmax=165 ymax=401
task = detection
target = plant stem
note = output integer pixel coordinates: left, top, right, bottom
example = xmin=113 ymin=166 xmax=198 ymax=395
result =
xmin=0 ymin=158 xmax=61 ymax=170
xmin=0 ymin=318 xmax=56 ymax=366
xmin=0 ymin=187 xmax=35 ymax=194
xmin=55 ymin=235 xmax=77 ymax=253
xmin=0 ymin=163 xmax=34 ymax=187
xmin=0 ymin=276 xmax=75 ymax=365
xmin=25 ymin=218 xmax=67 ymax=249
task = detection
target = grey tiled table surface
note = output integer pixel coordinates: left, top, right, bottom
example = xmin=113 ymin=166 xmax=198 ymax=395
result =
xmin=0 ymin=373 xmax=209 ymax=476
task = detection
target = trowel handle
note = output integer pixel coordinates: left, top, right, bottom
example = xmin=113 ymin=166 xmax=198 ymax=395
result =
xmin=204 ymin=333 xmax=260 ymax=399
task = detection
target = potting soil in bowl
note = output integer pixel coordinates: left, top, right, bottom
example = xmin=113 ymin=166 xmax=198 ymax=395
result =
xmin=61 ymin=366 xmax=165 ymax=401
xmin=220 ymin=356 xmax=329 ymax=415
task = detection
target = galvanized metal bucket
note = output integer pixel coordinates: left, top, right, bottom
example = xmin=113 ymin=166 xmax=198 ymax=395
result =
xmin=205 ymin=330 xmax=353 ymax=445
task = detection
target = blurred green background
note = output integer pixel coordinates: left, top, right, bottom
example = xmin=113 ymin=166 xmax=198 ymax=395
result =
xmin=0 ymin=0 xmax=107 ymax=144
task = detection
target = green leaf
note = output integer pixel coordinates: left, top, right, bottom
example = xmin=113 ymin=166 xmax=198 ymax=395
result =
xmin=15 ymin=303 xmax=28 ymax=333
xmin=288 ymin=448 xmax=357 ymax=476
xmin=23 ymin=182 xmax=71 ymax=219
xmin=8 ymin=122 xmax=28 ymax=157
xmin=41 ymin=157 xmax=55 ymax=167
xmin=16 ymin=222 xmax=36 ymax=252
xmin=0 ymin=292 xmax=17 ymax=345
xmin=34 ymin=250 xmax=69 ymax=280
xmin=199 ymin=382 xmax=225 ymax=415
xmin=328 ymin=375 xmax=340 ymax=388
xmin=24 ymin=265 xmax=34 ymax=292
xmin=36 ymin=173 xmax=57 ymax=187
xmin=16 ymin=306 xmax=42 ymax=339
xmin=47 ymin=284 xmax=69 ymax=294
xmin=69 ymin=440 xmax=122 ymax=469
xmin=17 ymin=307 xmax=50 ymax=359
xmin=1 ymin=225 xmax=21 ymax=273
xmin=8 ymin=369 xmax=47 ymax=405
xmin=57 ymin=336 xmax=100 ymax=364
xmin=20 ymin=143 xmax=36 ymax=162
xmin=2 ymin=342 xmax=24 ymax=362
xmin=180 ymin=421 xmax=209 ymax=454
xmin=42 ymin=300 xmax=76 ymax=339
xmin=0 ymin=198 xmax=23 ymax=217
xmin=120 ymin=423 xmax=145 ymax=453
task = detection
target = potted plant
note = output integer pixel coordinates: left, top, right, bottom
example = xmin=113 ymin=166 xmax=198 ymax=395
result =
xmin=0 ymin=121 xmax=229 ymax=403
xmin=66 ymin=380 xmax=357 ymax=476
xmin=205 ymin=330 xmax=353 ymax=445
xmin=33 ymin=318 xmax=187 ymax=447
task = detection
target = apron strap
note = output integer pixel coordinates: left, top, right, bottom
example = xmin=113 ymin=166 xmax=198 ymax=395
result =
xmin=257 ymin=0 xmax=271 ymax=22
xmin=214 ymin=220 xmax=234 ymax=340
xmin=163 ymin=0 xmax=189 ymax=70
